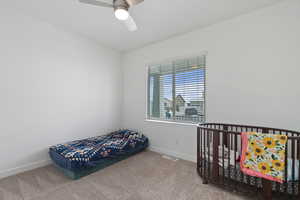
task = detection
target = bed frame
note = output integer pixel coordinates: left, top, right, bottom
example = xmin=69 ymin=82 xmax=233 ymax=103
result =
xmin=197 ymin=123 xmax=300 ymax=200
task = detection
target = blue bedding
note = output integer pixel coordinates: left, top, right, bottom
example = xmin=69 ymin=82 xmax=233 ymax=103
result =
xmin=49 ymin=129 xmax=148 ymax=171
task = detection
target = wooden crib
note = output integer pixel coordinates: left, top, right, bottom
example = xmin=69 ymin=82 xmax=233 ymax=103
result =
xmin=197 ymin=123 xmax=300 ymax=200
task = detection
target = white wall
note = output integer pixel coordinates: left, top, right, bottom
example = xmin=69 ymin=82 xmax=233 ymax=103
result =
xmin=0 ymin=7 xmax=121 ymax=177
xmin=121 ymin=0 xmax=300 ymax=162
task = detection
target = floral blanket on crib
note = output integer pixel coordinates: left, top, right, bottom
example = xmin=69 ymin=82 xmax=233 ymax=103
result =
xmin=240 ymin=132 xmax=287 ymax=183
xmin=50 ymin=130 xmax=148 ymax=164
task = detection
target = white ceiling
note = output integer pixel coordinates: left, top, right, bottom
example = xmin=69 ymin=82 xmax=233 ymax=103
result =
xmin=6 ymin=0 xmax=283 ymax=51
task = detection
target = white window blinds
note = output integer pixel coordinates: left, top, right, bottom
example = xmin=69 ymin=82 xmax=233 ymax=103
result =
xmin=147 ymin=56 xmax=206 ymax=124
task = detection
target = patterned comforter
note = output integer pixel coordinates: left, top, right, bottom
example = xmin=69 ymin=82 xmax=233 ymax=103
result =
xmin=49 ymin=129 xmax=148 ymax=169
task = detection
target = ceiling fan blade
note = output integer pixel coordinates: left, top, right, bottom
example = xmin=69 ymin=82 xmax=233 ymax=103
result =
xmin=125 ymin=0 xmax=144 ymax=6
xmin=79 ymin=0 xmax=113 ymax=7
xmin=124 ymin=15 xmax=138 ymax=31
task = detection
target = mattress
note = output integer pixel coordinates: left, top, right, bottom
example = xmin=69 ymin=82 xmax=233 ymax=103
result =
xmin=202 ymin=160 xmax=299 ymax=195
xmin=204 ymin=149 xmax=299 ymax=181
xmin=49 ymin=129 xmax=149 ymax=172
xmin=204 ymin=145 xmax=239 ymax=168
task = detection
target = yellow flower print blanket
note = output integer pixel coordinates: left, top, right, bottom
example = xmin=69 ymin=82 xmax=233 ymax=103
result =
xmin=240 ymin=132 xmax=287 ymax=183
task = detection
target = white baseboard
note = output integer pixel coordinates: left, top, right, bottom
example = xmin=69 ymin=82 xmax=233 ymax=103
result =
xmin=149 ymin=145 xmax=196 ymax=163
xmin=0 ymin=159 xmax=51 ymax=179
xmin=0 ymin=147 xmax=195 ymax=179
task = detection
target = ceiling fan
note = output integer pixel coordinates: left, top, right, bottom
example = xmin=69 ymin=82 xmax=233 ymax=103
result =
xmin=79 ymin=0 xmax=144 ymax=31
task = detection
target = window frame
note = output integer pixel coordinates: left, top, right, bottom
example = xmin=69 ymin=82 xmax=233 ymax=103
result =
xmin=145 ymin=54 xmax=207 ymax=125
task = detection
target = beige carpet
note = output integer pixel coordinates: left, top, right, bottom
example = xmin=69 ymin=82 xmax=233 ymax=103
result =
xmin=0 ymin=151 xmax=280 ymax=200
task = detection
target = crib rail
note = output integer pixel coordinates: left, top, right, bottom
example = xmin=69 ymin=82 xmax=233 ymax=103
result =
xmin=197 ymin=123 xmax=300 ymax=200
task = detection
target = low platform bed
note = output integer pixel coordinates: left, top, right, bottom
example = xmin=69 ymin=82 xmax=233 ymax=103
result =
xmin=49 ymin=129 xmax=149 ymax=179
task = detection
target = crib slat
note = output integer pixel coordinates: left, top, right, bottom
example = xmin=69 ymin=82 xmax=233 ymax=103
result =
xmin=298 ymin=139 xmax=300 ymax=196
xmin=285 ymin=135 xmax=288 ymax=193
xmin=222 ymin=130 xmax=225 ymax=185
xmin=234 ymin=131 xmax=237 ymax=188
xmin=223 ymin=125 xmax=228 ymax=148
xmin=207 ymin=130 xmax=211 ymax=181
xmin=203 ymin=128 xmax=207 ymax=183
xmin=197 ymin=126 xmax=201 ymax=175
xmin=227 ymin=132 xmax=231 ymax=186
xmin=231 ymin=128 xmax=233 ymax=151
xmin=240 ymin=127 xmax=245 ymax=185
xmin=200 ymin=127 xmax=203 ymax=176
xmin=212 ymin=130 xmax=220 ymax=182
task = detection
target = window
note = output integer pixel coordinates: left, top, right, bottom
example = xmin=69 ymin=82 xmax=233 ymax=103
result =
xmin=147 ymin=56 xmax=206 ymax=124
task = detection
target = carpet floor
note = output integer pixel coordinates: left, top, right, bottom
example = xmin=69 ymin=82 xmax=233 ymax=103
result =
xmin=0 ymin=151 xmax=288 ymax=200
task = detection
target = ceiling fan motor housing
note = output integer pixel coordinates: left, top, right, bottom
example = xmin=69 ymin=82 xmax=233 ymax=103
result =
xmin=113 ymin=0 xmax=129 ymax=11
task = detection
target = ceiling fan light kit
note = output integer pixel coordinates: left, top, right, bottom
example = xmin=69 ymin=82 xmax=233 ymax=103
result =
xmin=114 ymin=0 xmax=129 ymax=20
xmin=114 ymin=9 xmax=129 ymax=20
xmin=79 ymin=0 xmax=143 ymax=31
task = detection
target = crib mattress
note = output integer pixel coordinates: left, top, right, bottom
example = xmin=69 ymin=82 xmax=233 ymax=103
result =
xmin=224 ymin=164 xmax=299 ymax=195
xmin=49 ymin=130 xmax=149 ymax=172
xmin=202 ymin=159 xmax=299 ymax=195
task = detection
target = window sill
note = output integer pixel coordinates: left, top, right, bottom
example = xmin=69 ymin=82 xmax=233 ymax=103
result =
xmin=145 ymin=119 xmax=199 ymax=126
